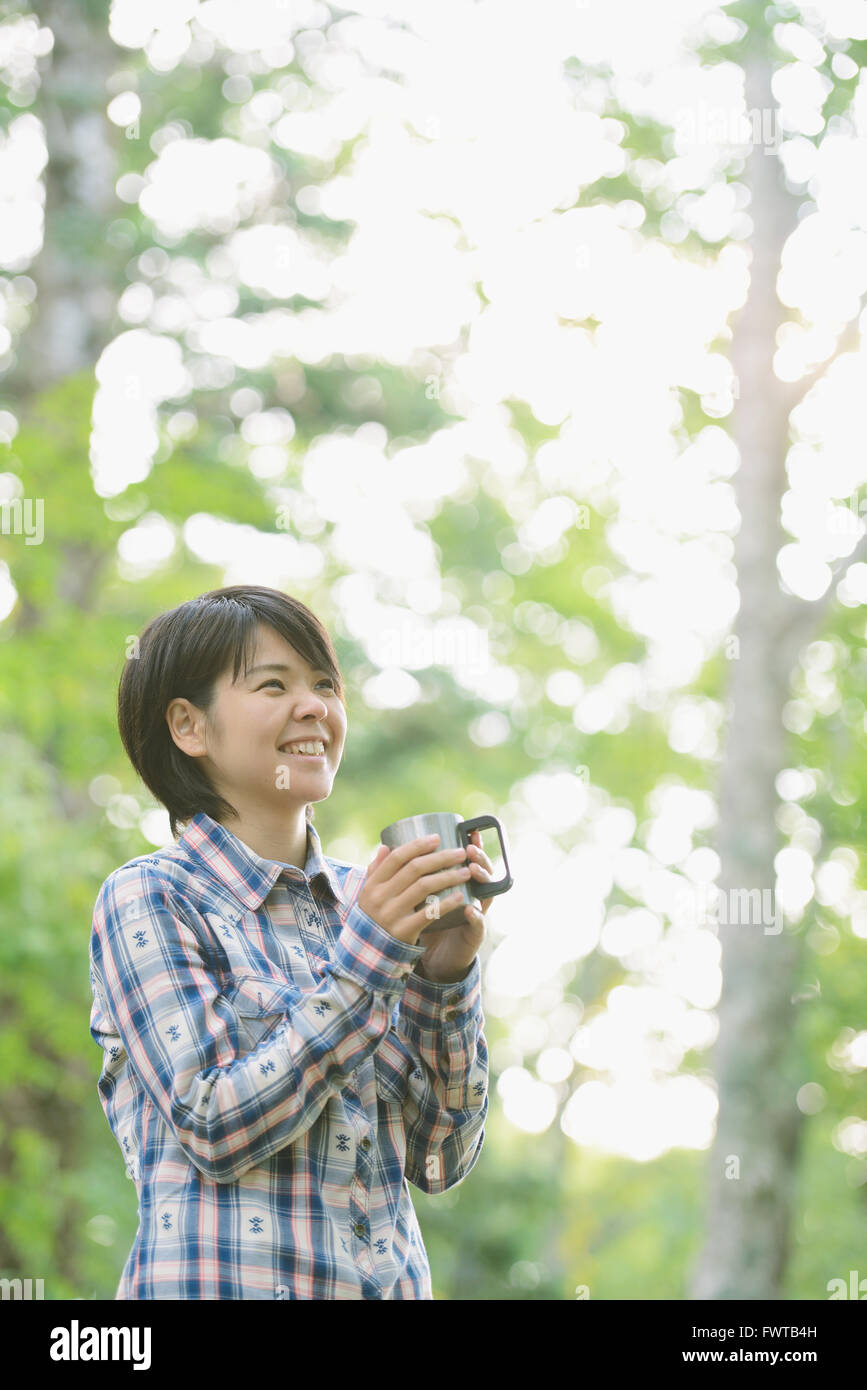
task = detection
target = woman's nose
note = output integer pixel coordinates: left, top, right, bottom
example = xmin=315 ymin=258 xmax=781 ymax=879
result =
xmin=294 ymin=694 xmax=328 ymax=716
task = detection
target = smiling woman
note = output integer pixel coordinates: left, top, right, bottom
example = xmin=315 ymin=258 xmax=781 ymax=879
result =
xmin=116 ymin=584 xmax=347 ymax=847
xmin=91 ymin=582 xmax=490 ymax=1301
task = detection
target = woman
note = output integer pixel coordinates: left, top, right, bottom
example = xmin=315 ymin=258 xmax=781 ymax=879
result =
xmin=88 ymin=584 xmax=493 ymax=1299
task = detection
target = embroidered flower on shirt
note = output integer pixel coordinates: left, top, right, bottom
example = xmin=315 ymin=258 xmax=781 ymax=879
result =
xmin=335 ymin=1133 xmax=351 ymax=1152
xmin=374 ymin=1238 xmax=387 ymax=1255
xmin=259 ymin=1059 xmax=276 ymax=1076
xmin=249 ymin=1216 xmax=264 ymax=1234
xmin=161 ymin=1212 xmax=173 ymax=1231
xmin=165 ymin=1024 xmax=181 ymax=1042
xmin=132 ymin=929 xmax=149 ymax=949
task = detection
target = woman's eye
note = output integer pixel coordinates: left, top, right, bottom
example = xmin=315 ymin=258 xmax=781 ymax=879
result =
xmin=259 ymin=679 xmax=335 ymax=691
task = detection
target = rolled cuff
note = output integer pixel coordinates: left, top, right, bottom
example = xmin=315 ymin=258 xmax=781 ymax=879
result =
xmin=399 ymin=954 xmax=482 ymax=1030
xmin=327 ymin=902 xmax=427 ymax=994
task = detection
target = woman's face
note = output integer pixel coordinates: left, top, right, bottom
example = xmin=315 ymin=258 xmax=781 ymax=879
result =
xmin=184 ymin=622 xmax=347 ymax=821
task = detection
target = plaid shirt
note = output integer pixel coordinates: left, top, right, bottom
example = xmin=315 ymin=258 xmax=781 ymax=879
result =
xmin=88 ymin=812 xmax=488 ymax=1300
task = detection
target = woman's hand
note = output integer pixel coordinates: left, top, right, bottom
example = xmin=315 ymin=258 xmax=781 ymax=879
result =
xmin=357 ymin=834 xmax=482 ymax=946
xmin=416 ymin=830 xmax=495 ymax=983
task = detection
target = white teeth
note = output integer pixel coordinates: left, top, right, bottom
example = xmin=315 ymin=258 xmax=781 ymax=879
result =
xmin=284 ymin=740 xmax=325 ymax=756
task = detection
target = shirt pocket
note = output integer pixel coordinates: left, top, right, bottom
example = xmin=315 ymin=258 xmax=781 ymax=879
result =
xmin=225 ymin=972 xmax=294 ymax=1054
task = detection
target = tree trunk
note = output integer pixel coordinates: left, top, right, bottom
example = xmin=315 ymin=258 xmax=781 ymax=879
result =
xmin=0 ymin=0 xmax=123 ymax=1289
xmin=689 ymin=41 xmax=807 ymax=1300
xmin=8 ymin=0 xmax=122 ymax=397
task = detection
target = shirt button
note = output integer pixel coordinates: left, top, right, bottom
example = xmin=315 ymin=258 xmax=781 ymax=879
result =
xmin=353 ymin=1221 xmax=366 ymax=1238
xmin=360 ymin=1137 xmax=371 ymax=1150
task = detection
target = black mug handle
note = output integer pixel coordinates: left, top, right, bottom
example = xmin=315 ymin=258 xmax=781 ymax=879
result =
xmin=456 ymin=815 xmax=514 ymax=898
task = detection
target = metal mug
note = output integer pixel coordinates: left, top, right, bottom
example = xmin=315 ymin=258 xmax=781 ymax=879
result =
xmin=379 ymin=811 xmax=513 ymax=934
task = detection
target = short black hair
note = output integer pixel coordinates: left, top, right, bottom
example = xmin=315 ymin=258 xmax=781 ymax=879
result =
xmin=118 ymin=585 xmax=345 ymax=840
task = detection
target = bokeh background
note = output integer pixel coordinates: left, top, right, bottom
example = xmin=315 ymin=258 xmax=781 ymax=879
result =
xmin=1 ymin=0 xmax=866 ymax=1300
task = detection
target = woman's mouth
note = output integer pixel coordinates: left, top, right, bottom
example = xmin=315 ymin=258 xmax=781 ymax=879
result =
xmin=279 ymin=740 xmax=327 ymax=760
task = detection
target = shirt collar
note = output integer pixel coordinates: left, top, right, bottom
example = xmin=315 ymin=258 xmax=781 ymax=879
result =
xmin=179 ymin=812 xmax=343 ymax=913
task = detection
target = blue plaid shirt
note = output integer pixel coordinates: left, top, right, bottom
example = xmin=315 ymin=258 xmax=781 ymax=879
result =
xmin=88 ymin=812 xmax=488 ymax=1300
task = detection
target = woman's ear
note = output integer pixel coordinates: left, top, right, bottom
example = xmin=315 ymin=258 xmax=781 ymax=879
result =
xmin=165 ymin=697 xmax=208 ymax=757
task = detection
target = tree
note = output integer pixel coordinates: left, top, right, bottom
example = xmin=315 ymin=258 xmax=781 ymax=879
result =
xmin=688 ymin=15 xmax=867 ymax=1300
xmin=2 ymin=1 xmax=866 ymax=1301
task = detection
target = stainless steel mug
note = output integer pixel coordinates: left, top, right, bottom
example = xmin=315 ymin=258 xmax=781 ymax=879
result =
xmin=379 ymin=811 xmax=513 ymax=934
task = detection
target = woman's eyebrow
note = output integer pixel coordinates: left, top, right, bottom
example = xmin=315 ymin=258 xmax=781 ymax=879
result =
xmin=246 ymin=662 xmax=328 ymax=677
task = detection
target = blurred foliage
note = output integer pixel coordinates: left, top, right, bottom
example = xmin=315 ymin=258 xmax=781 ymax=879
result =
xmin=0 ymin=359 xmax=863 ymax=1301
xmin=0 ymin=1 xmax=864 ymax=1302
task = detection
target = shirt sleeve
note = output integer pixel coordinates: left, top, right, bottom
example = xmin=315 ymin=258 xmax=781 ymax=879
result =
xmin=89 ymin=861 xmax=424 ymax=1185
xmin=367 ymin=940 xmax=488 ymax=1195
